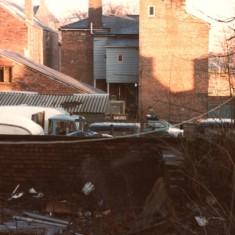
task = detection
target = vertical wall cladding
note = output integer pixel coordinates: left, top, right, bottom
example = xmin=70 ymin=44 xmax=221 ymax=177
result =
xmin=0 ymin=7 xmax=28 ymax=55
xmin=139 ymin=0 xmax=209 ymax=122
xmin=94 ymin=37 xmax=108 ymax=80
xmin=60 ymin=30 xmax=93 ymax=85
xmin=106 ymin=47 xmax=139 ymax=84
xmin=0 ymin=56 xmax=83 ymax=94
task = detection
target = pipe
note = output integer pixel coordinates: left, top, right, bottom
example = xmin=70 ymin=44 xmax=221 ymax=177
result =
xmin=90 ymin=22 xmax=93 ymax=34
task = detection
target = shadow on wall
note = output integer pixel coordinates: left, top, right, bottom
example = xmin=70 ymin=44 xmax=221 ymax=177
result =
xmin=139 ymin=55 xmax=209 ymax=123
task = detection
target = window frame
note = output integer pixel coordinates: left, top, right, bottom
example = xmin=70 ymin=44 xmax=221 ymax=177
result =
xmin=0 ymin=66 xmax=13 ymax=83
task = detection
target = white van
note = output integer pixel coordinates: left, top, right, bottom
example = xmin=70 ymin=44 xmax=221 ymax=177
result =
xmin=0 ymin=114 xmax=44 ymax=135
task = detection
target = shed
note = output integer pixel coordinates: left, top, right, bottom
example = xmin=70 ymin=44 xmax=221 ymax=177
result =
xmin=0 ymin=91 xmax=111 ymax=122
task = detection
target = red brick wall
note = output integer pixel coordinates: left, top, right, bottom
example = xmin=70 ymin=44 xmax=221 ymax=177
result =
xmin=0 ymin=5 xmax=59 ymax=71
xmin=88 ymin=0 xmax=102 ymax=28
xmin=60 ymin=30 xmax=93 ymax=85
xmin=0 ymin=56 xmax=85 ymax=94
xmin=139 ymin=0 xmax=209 ymax=122
xmin=0 ymin=135 xmax=168 ymax=195
xmin=0 ymin=6 xmax=28 ymax=55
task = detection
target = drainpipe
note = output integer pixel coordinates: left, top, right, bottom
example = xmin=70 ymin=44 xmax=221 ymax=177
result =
xmin=90 ymin=22 xmax=93 ymax=35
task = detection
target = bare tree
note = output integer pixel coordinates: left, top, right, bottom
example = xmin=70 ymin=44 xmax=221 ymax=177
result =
xmin=60 ymin=0 xmax=138 ymax=25
xmin=103 ymin=1 xmax=127 ymax=16
xmin=60 ymin=10 xmax=88 ymax=25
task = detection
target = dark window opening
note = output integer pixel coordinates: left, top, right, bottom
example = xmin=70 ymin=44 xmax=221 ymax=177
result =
xmin=148 ymin=5 xmax=155 ymax=16
xmin=0 ymin=68 xmax=3 ymax=82
xmin=0 ymin=66 xmax=13 ymax=83
xmin=118 ymin=54 xmax=123 ymax=62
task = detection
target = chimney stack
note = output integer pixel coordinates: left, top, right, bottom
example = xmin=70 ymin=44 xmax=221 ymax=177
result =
xmin=88 ymin=0 xmax=102 ymax=29
xmin=40 ymin=0 xmax=46 ymax=6
xmin=25 ymin=0 xmax=34 ymax=21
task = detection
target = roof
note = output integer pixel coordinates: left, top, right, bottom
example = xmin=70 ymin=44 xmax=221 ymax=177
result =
xmin=0 ymin=49 xmax=104 ymax=94
xmin=33 ymin=2 xmax=59 ymax=30
xmin=106 ymin=38 xmax=138 ymax=47
xmin=60 ymin=15 xmax=139 ymax=35
xmin=0 ymin=0 xmax=55 ymax=32
xmin=0 ymin=92 xmax=110 ymax=114
xmin=89 ymin=122 xmax=140 ymax=129
xmin=0 ymin=114 xmax=44 ymax=135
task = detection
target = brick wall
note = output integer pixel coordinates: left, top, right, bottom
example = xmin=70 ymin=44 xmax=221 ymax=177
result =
xmin=60 ymin=30 xmax=93 ymax=85
xmin=0 ymin=6 xmax=28 ymax=55
xmin=0 ymin=5 xmax=59 ymax=71
xmin=0 ymin=135 xmax=233 ymax=211
xmin=0 ymin=56 xmax=85 ymax=94
xmin=0 ymin=135 xmax=171 ymax=197
xmin=88 ymin=0 xmax=102 ymax=28
xmin=139 ymin=0 xmax=209 ymax=122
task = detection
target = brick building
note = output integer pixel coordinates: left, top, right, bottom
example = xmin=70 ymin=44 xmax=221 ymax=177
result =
xmin=0 ymin=49 xmax=102 ymax=94
xmin=60 ymin=0 xmax=139 ymax=120
xmin=34 ymin=0 xmax=60 ymax=31
xmin=139 ymin=0 xmax=210 ymax=122
xmin=0 ymin=0 xmax=59 ymax=70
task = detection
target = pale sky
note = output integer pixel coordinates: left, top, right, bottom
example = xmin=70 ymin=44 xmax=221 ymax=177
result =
xmin=12 ymin=0 xmax=235 ymax=20
xmin=10 ymin=0 xmax=235 ymax=52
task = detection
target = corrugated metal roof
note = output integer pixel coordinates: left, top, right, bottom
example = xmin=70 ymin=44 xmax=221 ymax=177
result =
xmin=61 ymin=15 xmax=139 ymax=35
xmin=0 ymin=92 xmax=110 ymax=114
xmin=0 ymin=0 xmax=55 ymax=32
xmin=0 ymin=49 xmax=104 ymax=94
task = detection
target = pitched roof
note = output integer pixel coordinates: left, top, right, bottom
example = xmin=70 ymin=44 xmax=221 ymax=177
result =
xmin=0 ymin=49 xmax=105 ymax=94
xmin=106 ymin=38 xmax=138 ymax=47
xmin=0 ymin=91 xmax=110 ymax=114
xmin=34 ymin=2 xmax=59 ymax=29
xmin=0 ymin=0 xmax=55 ymax=32
xmin=60 ymin=15 xmax=139 ymax=35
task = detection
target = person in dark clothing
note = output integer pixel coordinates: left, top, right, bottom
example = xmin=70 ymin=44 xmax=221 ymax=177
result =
xmin=146 ymin=106 xmax=158 ymax=120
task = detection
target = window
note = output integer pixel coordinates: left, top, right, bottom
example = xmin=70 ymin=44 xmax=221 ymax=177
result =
xmin=148 ymin=5 xmax=155 ymax=17
xmin=0 ymin=68 xmax=3 ymax=82
xmin=0 ymin=66 xmax=13 ymax=83
xmin=118 ymin=54 xmax=123 ymax=62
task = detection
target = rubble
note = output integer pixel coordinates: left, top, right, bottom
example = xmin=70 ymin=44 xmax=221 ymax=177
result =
xmin=0 ymin=145 xmax=231 ymax=235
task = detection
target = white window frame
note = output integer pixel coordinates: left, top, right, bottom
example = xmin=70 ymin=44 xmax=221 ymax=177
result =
xmin=148 ymin=5 xmax=155 ymax=17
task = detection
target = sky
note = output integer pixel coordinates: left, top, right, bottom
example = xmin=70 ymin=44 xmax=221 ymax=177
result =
xmin=11 ymin=0 xmax=235 ymax=52
xmin=12 ymin=0 xmax=234 ymax=20
xmin=47 ymin=0 xmax=235 ymax=20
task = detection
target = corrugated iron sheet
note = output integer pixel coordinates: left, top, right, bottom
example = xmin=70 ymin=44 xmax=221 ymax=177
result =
xmin=0 ymin=92 xmax=110 ymax=114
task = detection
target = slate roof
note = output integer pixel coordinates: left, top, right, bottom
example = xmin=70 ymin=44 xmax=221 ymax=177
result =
xmin=60 ymin=15 xmax=139 ymax=35
xmin=0 ymin=91 xmax=110 ymax=114
xmin=0 ymin=49 xmax=105 ymax=94
xmin=106 ymin=38 xmax=138 ymax=47
xmin=0 ymin=0 xmax=55 ymax=32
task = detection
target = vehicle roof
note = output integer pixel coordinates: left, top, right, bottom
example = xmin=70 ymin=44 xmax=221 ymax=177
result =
xmin=49 ymin=114 xmax=85 ymax=121
xmin=0 ymin=114 xmax=44 ymax=135
xmin=197 ymin=118 xmax=234 ymax=125
xmin=89 ymin=122 xmax=140 ymax=128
